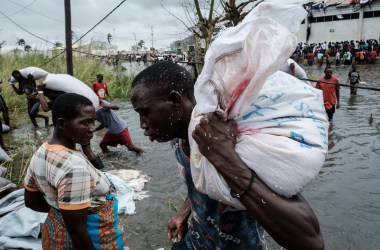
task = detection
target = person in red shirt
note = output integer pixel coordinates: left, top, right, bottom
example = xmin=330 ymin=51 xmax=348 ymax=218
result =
xmin=316 ymin=67 xmax=340 ymax=121
xmin=307 ymin=52 xmax=314 ymax=66
xmin=370 ymin=50 xmax=377 ymax=64
xmin=92 ymin=73 xmax=112 ymax=101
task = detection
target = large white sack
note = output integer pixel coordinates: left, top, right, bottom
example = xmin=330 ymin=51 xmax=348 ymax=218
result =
xmin=8 ymin=67 xmax=49 ymax=83
xmin=44 ymin=74 xmax=99 ymax=109
xmin=188 ymin=3 xmax=328 ymax=210
xmin=190 ymin=71 xmax=328 ymax=209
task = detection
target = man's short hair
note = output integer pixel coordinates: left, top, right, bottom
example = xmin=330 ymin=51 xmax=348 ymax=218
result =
xmin=324 ymin=66 xmax=332 ymax=72
xmin=11 ymin=70 xmax=26 ymax=81
xmin=52 ymin=93 xmax=93 ymax=126
xmin=132 ymin=61 xmax=195 ymax=103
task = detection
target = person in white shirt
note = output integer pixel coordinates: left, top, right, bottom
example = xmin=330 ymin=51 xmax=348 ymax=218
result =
xmin=335 ymin=50 xmax=341 ymax=66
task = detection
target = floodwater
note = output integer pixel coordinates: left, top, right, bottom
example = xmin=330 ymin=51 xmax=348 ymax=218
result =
xmin=301 ymin=64 xmax=380 ymax=250
xmin=6 ymin=62 xmax=380 ymax=250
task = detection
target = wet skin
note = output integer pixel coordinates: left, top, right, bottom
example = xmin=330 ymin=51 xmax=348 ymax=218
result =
xmin=131 ymin=84 xmax=191 ymax=142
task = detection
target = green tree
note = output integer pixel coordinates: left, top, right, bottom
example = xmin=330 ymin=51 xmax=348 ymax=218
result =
xmin=16 ymin=38 xmax=25 ymax=49
xmin=0 ymin=41 xmax=5 ymax=51
xmin=138 ymin=40 xmax=145 ymax=49
xmin=24 ymin=44 xmax=32 ymax=51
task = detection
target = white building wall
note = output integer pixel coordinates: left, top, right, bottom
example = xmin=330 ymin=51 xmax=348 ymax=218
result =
xmin=298 ymin=1 xmax=380 ymax=43
xmin=302 ymin=19 xmax=361 ymax=43
xmin=362 ymin=18 xmax=380 ymax=40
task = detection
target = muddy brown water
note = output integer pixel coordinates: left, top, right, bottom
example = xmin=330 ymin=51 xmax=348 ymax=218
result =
xmin=6 ymin=63 xmax=380 ymax=250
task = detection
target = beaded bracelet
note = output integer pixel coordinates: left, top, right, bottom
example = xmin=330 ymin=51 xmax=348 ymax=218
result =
xmin=230 ymin=169 xmax=255 ymax=198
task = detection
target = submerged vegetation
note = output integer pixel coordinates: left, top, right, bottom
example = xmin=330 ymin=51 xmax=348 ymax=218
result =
xmin=0 ymin=51 xmax=135 ymax=188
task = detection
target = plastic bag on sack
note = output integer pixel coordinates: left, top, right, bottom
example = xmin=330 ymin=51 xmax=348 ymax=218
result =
xmin=8 ymin=67 xmax=49 ymax=83
xmin=188 ymin=3 xmax=328 ymax=210
xmin=193 ymin=3 xmax=307 ymax=119
xmin=44 ymin=74 xmax=99 ymax=109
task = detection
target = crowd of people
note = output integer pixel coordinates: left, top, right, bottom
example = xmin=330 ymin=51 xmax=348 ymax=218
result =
xmin=293 ymin=39 xmax=379 ymax=67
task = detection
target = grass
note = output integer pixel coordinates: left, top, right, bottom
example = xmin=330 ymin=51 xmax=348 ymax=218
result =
xmin=0 ymin=50 xmax=135 ymax=188
xmin=0 ymin=50 xmax=135 ymax=111
xmin=3 ymin=131 xmax=38 ymax=187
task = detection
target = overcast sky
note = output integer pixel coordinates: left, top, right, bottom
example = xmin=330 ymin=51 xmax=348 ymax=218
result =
xmin=0 ymin=0 xmax=302 ymax=52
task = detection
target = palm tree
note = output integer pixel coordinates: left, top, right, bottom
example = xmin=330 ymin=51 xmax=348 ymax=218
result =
xmin=107 ymin=33 xmax=113 ymax=44
xmin=54 ymin=42 xmax=63 ymax=48
xmin=16 ymin=38 xmax=25 ymax=49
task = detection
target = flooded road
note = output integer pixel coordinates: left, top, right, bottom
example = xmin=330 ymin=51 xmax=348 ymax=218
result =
xmin=7 ymin=63 xmax=380 ymax=250
xmin=301 ymin=64 xmax=380 ymax=250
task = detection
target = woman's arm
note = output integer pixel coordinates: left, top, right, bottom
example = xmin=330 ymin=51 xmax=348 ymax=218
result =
xmin=192 ymin=113 xmax=324 ymax=250
xmin=24 ymin=189 xmax=51 ymax=213
xmin=61 ymin=208 xmax=95 ymax=250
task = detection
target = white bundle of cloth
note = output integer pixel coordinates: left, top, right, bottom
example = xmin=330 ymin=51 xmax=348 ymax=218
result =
xmin=188 ymin=3 xmax=329 ymax=210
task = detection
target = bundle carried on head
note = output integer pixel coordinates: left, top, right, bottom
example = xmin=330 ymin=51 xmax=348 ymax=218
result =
xmin=188 ymin=3 xmax=329 ymax=210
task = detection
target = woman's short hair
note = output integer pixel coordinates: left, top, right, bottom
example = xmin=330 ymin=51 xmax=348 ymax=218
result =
xmin=132 ymin=61 xmax=195 ymax=103
xmin=52 ymin=93 xmax=93 ymax=126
